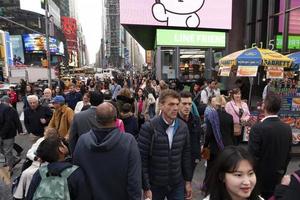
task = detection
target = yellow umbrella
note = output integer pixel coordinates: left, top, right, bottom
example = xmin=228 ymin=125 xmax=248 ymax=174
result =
xmin=219 ymin=47 xmax=292 ymax=68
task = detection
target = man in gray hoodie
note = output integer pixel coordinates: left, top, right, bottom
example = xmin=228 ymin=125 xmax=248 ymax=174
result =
xmin=73 ymin=102 xmax=142 ymax=200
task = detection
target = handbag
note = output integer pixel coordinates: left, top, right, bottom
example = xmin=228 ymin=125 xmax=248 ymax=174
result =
xmin=233 ymin=123 xmax=242 ymax=136
xmin=230 ymin=102 xmax=243 ymax=136
xmin=201 ymin=147 xmax=211 ymax=160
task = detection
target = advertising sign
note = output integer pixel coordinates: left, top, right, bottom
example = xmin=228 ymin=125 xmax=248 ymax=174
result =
xmin=22 ymin=34 xmax=63 ymax=55
xmin=146 ymin=50 xmax=152 ymax=64
xmin=20 ymin=0 xmax=45 ymax=15
xmin=4 ymin=32 xmax=13 ymax=73
xmin=266 ymin=67 xmax=284 ymax=79
xmin=10 ymin=35 xmax=25 ymax=65
xmin=218 ymin=67 xmax=231 ymax=77
xmin=276 ymin=35 xmax=300 ymax=50
xmin=48 ymin=0 xmax=61 ymax=28
xmin=61 ymin=17 xmax=78 ymax=51
xmin=120 ymin=0 xmax=232 ymax=29
xmin=237 ymin=66 xmax=258 ymax=77
xmin=156 ymin=29 xmax=226 ymax=47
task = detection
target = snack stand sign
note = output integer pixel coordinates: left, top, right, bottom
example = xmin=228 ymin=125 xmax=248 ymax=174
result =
xmin=237 ymin=66 xmax=258 ymax=77
xmin=266 ymin=67 xmax=284 ymax=79
xmin=218 ymin=67 xmax=231 ymax=77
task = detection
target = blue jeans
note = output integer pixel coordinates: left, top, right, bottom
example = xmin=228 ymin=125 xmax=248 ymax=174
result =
xmin=0 ymin=138 xmax=14 ymax=168
xmin=151 ymin=181 xmax=184 ymax=200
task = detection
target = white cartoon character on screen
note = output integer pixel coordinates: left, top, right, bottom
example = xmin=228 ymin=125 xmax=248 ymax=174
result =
xmin=152 ymin=0 xmax=205 ymax=28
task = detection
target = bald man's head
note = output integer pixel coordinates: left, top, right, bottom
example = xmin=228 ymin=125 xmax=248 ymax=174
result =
xmin=96 ymin=102 xmax=117 ymax=127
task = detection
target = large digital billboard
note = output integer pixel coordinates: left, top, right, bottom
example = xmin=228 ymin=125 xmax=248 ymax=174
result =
xmin=120 ymin=0 xmax=232 ymax=29
xmin=11 ymin=35 xmax=25 ymax=65
xmin=22 ymin=34 xmax=64 ymax=55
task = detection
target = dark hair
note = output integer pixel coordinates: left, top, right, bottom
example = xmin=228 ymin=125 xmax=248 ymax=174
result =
xmin=207 ymin=79 xmax=216 ymax=85
xmin=205 ymin=146 xmax=260 ymax=200
xmin=180 ymin=91 xmax=192 ymax=99
xmin=159 ymin=89 xmax=180 ymax=104
xmin=36 ymin=136 xmax=64 ymax=163
xmin=89 ymin=91 xmax=104 ymax=106
xmin=121 ymin=103 xmax=132 ymax=113
xmin=103 ymin=90 xmax=112 ymax=100
xmin=264 ymin=92 xmax=281 ymax=114
xmin=230 ymin=88 xmax=241 ymax=100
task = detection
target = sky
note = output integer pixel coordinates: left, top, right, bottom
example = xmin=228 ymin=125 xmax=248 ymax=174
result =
xmin=76 ymin=0 xmax=102 ymax=64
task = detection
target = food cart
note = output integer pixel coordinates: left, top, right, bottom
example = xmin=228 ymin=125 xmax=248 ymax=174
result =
xmin=218 ymin=48 xmax=300 ymax=150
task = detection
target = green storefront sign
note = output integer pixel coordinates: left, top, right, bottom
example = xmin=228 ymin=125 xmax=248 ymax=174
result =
xmin=156 ymin=29 xmax=226 ymax=47
xmin=276 ymin=35 xmax=300 ymax=50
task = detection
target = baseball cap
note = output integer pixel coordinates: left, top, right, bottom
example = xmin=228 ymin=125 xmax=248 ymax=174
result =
xmin=51 ymin=95 xmax=65 ymax=104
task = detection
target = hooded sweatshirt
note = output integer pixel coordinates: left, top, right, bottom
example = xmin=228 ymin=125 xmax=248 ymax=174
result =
xmin=73 ymin=128 xmax=142 ymax=200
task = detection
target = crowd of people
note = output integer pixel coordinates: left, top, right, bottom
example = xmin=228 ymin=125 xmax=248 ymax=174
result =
xmin=0 ymin=74 xmax=299 ymax=200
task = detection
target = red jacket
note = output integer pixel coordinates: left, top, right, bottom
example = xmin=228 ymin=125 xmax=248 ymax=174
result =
xmin=7 ymin=90 xmax=17 ymax=104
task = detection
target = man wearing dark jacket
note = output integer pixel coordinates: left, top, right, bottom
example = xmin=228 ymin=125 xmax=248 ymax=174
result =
xmin=0 ymin=96 xmax=23 ymax=170
xmin=24 ymin=95 xmax=52 ymax=137
xmin=65 ymin=84 xmax=82 ymax=110
xmin=69 ymin=91 xmax=104 ymax=154
xmin=249 ymin=93 xmax=292 ymax=199
xmin=139 ymin=89 xmax=192 ymax=200
xmin=178 ymin=91 xmax=203 ymax=177
xmin=26 ymin=136 xmax=90 ymax=200
xmin=73 ymin=102 xmax=142 ymax=200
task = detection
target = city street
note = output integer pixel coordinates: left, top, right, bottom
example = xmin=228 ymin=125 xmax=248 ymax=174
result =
xmin=1 ymin=133 xmax=300 ymax=200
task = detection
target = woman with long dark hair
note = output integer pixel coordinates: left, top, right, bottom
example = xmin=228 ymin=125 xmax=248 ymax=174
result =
xmin=204 ymin=146 xmax=263 ymax=200
xmin=135 ymin=88 xmax=149 ymax=129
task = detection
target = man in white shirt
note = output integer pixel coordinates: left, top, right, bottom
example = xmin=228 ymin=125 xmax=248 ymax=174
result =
xmin=200 ymin=79 xmax=220 ymax=104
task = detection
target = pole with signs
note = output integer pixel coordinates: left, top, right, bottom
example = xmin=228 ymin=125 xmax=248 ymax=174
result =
xmin=45 ymin=0 xmax=52 ymax=88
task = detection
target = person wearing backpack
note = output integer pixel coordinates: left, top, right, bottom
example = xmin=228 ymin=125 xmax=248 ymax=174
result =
xmin=26 ymin=136 xmax=91 ymax=200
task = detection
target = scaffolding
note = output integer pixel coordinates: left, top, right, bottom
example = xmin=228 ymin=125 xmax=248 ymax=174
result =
xmin=105 ymin=0 xmax=121 ymax=68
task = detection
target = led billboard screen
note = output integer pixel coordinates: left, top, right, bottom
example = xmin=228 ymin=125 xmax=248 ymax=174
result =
xmin=22 ymin=34 xmax=64 ymax=55
xmin=120 ymin=0 xmax=232 ymax=29
xmin=11 ymin=35 xmax=25 ymax=65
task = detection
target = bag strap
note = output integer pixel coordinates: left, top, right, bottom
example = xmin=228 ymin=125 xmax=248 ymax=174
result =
xmin=38 ymin=165 xmax=49 ymax=179
xmin=292 ymin=172 xmax=300 ymax=184
xmin=230 ymin=102 xmax=243 ymax=121
xmin=61 ymin=165 xmax=79 ymax=178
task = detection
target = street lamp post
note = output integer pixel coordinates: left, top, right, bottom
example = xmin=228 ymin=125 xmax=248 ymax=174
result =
xmin=45 ymin=0 xmax=52 ymax=88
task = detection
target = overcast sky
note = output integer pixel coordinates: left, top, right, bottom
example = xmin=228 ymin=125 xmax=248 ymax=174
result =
xmin=76 ymin=0 xmax=102 ymax=64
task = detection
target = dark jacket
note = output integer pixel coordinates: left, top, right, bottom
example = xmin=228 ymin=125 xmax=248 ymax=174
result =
xmin=65 ymin=92 xmax=82 ymax=110
xmin=274 ymin=170 xmax=300 ymax=200
xmin=73 ymin=128 xmax=142 ymax=200
xmin=0 ymin=104 xmax=17 ymax=139
xmin=69 ymin=107 xmax=102 ymax=154
xmin=138 ymin=115 xmax=192 ymax=190
xmin=204 ymin=109 xmax=234 ymax=156
xmin=121 ymin=113 xmax=139 ymax=140
xmin=3 ymin=106 xmax=23 ymax=139
xmin=178 ymin=113 xmax=203 ymax=161
xmin=24 ymin=105 xmax=53 ymax=137
xmin=26 ymin=162 xmax=91 ymax=200
xmin=249 ymin=117 xmax=292 ymax=197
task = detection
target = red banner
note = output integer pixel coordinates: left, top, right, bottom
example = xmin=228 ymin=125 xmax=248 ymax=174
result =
xmin=61 ymin=16 xmax=77 ymax=50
